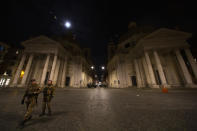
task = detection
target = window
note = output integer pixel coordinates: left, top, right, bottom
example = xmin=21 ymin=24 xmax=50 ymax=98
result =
xmin=130 ymin=41 xmax=136 ymax=48
xmin=125 ymin=43 xmax=130 ymax=48
xmin=0 ymin=46 xmax=4 ymax=51
xmin=7 ymin=70 xmax=12 ymax=75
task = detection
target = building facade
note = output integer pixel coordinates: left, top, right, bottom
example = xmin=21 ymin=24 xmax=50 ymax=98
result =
xmin=0 ymin=35 xmax=93 ymax=88
xmin=0 ymin=42 xmax=21 ymax=87
xmin=0 ymin=42 xmax=10 ymax=64
xmin=107 ymin=25 xmax=197 ymax=88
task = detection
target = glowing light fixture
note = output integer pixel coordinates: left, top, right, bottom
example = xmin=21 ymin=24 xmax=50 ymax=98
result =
xmin=20 ymin=70 xmax=25 ymax=78
xmin=91 ymin=66 xmax=94 ymax=70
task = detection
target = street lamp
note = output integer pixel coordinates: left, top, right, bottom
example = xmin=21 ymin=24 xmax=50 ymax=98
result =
xmin=101 ymin=66 xmax=105 ymax=70
xmin=91 ymin=66 xmax=94 ymax=70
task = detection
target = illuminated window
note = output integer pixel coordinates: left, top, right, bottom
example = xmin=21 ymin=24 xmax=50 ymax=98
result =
xmin=5 ymin=79 xmax=10 ymax=85
xmin=0 ymin=79 xmax=3 ymax=85
xmin=0 ymin=46 xmax=4 ymax=51
xmin=0 ymin=78 xmax=5 ymax=86
xmin=125 ymin=43 xmax=130 ymax=48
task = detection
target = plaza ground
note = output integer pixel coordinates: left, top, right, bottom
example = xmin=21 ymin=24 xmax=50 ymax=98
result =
xmin=0 ymin=87 xmax=197 ymax=131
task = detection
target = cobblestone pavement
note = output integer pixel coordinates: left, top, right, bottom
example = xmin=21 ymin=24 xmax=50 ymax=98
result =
xmin=0 ymin=87 xmax=197 ymax=131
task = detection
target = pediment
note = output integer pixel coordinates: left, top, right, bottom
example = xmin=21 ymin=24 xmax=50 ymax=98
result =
xmin=21 ymin=35 xmax=59 ymax=47
xmin=136 ymin=28 xmax=192 ymax=50
xmin=142 ymin=28 xmax=192 ymax=42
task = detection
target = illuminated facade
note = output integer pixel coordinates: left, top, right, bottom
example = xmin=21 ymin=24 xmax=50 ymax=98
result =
xmin=107 ymin=23 xmax=197 ymax=88
xmin=0 ymin=42 xmax=13 ymax=87
xmin=1 ymin=35 xmax=93 ymax=88
xmin=0 ymin=42 xmax=10 ymax=64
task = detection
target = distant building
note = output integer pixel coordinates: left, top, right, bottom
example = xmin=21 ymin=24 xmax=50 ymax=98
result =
xmin=0 ymin=35 xmax=93 ymax=88
xmin=0 ymin=42 xmax=10 ymax=64
xmin=0 ymin=42 xmax=22 ymax=87
xmin=107 ymin=23 xmax=197 ymax=88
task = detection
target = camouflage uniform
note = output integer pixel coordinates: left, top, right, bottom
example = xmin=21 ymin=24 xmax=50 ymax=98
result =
xmin=21 ymin=83 xmax=40 ymax=121
xmin=41 ymin=84 xmax=55 ymax=115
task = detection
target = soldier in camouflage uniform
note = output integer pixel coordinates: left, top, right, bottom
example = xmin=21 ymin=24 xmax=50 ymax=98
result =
xmin=39 ymin=80 xmax=55 ymax=116
xmin=20 ymin=79 xmax=41 ymax=125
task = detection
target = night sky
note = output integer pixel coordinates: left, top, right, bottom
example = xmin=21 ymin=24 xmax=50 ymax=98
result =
xmin=0 ymin=0 xmax=196 ymax=67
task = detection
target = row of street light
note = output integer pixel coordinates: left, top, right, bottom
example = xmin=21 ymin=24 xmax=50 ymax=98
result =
xmin=91 ymin=66 xmax=105 ymax=70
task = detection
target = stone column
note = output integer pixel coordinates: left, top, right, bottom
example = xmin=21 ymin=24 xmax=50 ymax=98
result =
xmin=12 ymin=54 xmax=26 ymax=86
xmin=53 ymin=59 xmax=60 ymax=85
xmin=49 ymin=55 xmax=57 ymax=80
xmin=121 ymin=63 xmax=128 ymax=88
xmin=33 ymin=59 xmax=40 ymax=80
xmin=124 ymin=64 xmax=130 ymax=87
xmin=109 ymin=71 xmax=111 ymax=87
xmin=166 ymin=53 xmax=180 ymax=85
xmin=185 ymin=48 xmax=197 ymax=79
xmin=175 ymin=49 xmax=193 ymax=85
xmin=117 ymin=63 xmax=123 ymax=88
xmin=40 ymin=54 xmax=50 ymax=86
xmin=21 ymin=54 xmax=34 ymax=85
xmin=144 ymin=51 xmax=157 ymax=87
xmin=115 ymin=68 xmax=119 ymax=88
xmin=142 ymin=57 xmax=151 ymax=86
xmin=72 ymin=63 xmax=77 ymax=87
xmin=61 ymin=57 xmax=67 ymax=87
xmin=78 ymin=63 xmax=83 ymax=88
xmin=153 ymin=51 xmax=167 ymax=85
xmin=134 ymin=59 xmax=141 ymax=88
xmin=138 ymin=59 xmax=146 ymax=87
xmin=56 ymin=59 xmax=63 ymax=87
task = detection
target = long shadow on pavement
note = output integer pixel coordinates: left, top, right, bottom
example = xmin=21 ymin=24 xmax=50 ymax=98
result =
xmin=20 ymin=111 xmax=67 ymax=129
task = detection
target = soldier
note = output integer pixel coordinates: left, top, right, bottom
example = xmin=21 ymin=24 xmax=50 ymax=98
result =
xmin=39 ymin=80 xmax=55 ymax=116
xmin=20 ymin=79 xmax=41 ymax=126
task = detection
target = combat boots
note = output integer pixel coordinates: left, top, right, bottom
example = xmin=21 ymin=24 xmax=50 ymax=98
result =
xmin=39 ymin=112 xmax=45 ymax=117
xmin=20 ymin=115 xmax=32 ymax=126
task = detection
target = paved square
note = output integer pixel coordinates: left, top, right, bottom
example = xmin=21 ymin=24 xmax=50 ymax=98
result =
xmin=0 ymin=88 xmax=197 ymax=131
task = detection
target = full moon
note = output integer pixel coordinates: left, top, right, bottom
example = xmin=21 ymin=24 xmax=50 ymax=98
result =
xmin=65 ymin=21 xmax=71 ymax=28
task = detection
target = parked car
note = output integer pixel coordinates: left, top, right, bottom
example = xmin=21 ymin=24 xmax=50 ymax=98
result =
xmin=99 ymin=83 xmax=107 ymax=88
xmin=87 ymin=83 xmax=97 ymax=88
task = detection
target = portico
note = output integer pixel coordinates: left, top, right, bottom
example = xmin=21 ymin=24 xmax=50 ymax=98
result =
xmin=10 ymin=36 xmax=93 ymax=88
xmin=107 ymin=28 xmax=197 ymax=88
